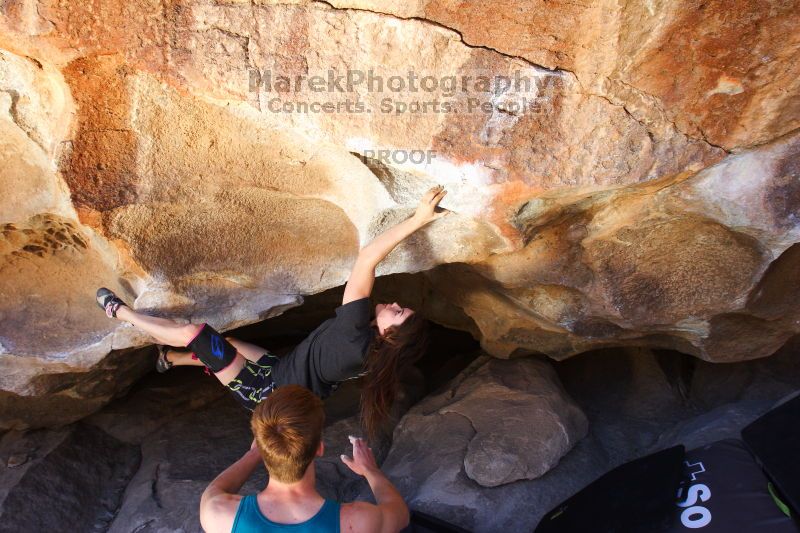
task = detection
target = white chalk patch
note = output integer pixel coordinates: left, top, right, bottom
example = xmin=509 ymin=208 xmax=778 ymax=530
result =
xmin=706 ymin=76 xmax=744 ymax=97
xmin=345 ymin=136 xmax=374 ymax=153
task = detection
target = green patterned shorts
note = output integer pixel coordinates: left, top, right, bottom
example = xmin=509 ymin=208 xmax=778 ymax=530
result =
xmin=225 ymin=353 xmax=281 ymax=411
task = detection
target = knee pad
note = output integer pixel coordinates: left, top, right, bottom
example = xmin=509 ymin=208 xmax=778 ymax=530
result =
xmin=187 ymin=324 xmax=237 ymax=373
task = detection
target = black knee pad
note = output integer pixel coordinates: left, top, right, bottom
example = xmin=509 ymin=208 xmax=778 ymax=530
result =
xmin=187 ymin=324 xmax=237 ymax=373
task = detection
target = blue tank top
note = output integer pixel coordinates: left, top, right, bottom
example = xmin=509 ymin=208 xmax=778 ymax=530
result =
xmin=232 ymin=494 xmax=341 ymax=532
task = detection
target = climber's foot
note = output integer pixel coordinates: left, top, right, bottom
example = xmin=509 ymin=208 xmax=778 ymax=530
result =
xmin=96 ymin=288 xmax=127 ymax=319
xmin=156 ymin=345 xmax=173 ymax=373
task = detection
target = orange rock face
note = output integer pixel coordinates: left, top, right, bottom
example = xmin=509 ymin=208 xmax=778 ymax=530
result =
xmin=0 ymin=0 xmax=798 ymax=427
xmin=332 ymin=0 xmax=800 ymax=150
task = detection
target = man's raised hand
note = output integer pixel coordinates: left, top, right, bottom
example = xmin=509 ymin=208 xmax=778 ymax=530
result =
xmin=340 ymin=436 xmax=379 ymax=477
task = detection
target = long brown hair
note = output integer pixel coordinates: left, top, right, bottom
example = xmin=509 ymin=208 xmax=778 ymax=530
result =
xmin=360 ymin=310 xmax=429 ymax=441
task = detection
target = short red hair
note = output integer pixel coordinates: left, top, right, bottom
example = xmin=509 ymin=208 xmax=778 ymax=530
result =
xmin=250 ymin=385 xmax=325 ymax=483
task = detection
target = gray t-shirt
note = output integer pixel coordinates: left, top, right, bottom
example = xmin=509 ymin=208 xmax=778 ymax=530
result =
xmin=272 ymin=297 xmax=375 ymax=397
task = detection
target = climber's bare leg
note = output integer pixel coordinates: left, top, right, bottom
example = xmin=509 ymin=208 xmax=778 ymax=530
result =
xmin=211 ymin=353 xmax=246 ymax=385
xmin=166 ymin=344 xmax=266 ymax=370
xmin=164 ymin=349 xmax=205 ymax=367
xmin=113 ymin=307 xmax=244 ymax=384
xmin=164 ymin=345 xmax=245 ymax=384
xmin=225 ymin=337 xmax=270 ymax=363
xmin=115 ymin=306 xmax=200 ymax=347
xmin=163 ymin=345 xmax=246 ymax=385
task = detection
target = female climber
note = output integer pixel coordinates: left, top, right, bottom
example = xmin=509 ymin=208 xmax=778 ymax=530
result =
xmin=96 ymin=185 xmax=448 ymax=439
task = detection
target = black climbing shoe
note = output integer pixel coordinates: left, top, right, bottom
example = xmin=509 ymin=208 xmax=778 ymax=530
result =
xmin=156 ymin=345 xmax=173 ymax=373
xmin=96 ymin=287 xmax=127 ymax=318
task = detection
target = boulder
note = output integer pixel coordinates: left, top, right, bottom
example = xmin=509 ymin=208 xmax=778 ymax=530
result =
xmin=380 ymin=354 xmax=587 ymax=497
xmin=376 ymin=355 xmax=591 ymax=531
xmin=0 ymin=0 xmax=798 ymax=426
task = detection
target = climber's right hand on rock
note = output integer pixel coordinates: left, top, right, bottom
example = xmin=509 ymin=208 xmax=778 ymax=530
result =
xmin=412 ymin=185 xmax=448 ymax=225
xmin=341 ymin=435 xmax=379 ymax=477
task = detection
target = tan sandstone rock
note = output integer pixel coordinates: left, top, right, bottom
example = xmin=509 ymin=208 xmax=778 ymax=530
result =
xmin=0 ymin=0 xmax=798 ymax=427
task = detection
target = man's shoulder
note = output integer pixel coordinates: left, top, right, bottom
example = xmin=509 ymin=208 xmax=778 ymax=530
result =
xmin=340 ymin=500 xmax=383 ymax=531
xmin=200 ymin=493 xmax=245 ymax=533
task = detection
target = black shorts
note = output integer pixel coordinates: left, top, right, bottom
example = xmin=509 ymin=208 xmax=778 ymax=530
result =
xmin=225 ymin=353 xmax=281 ymax=411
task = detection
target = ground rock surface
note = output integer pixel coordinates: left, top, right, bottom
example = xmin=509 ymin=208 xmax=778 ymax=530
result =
xmin=0 ymin=423 xmax=140 ymax=532
xmin=0 ymin=338 xmax=797 ymax=532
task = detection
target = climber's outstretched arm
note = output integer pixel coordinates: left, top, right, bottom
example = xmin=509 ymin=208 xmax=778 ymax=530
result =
xmin=342 ymin=186 xmax=447 ymax=305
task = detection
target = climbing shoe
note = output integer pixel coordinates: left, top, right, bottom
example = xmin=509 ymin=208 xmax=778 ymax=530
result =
xmin=96 ymin=287 xmax=127 ymax=318
xmin=155 ymin=345 xmax=173 ymax=373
